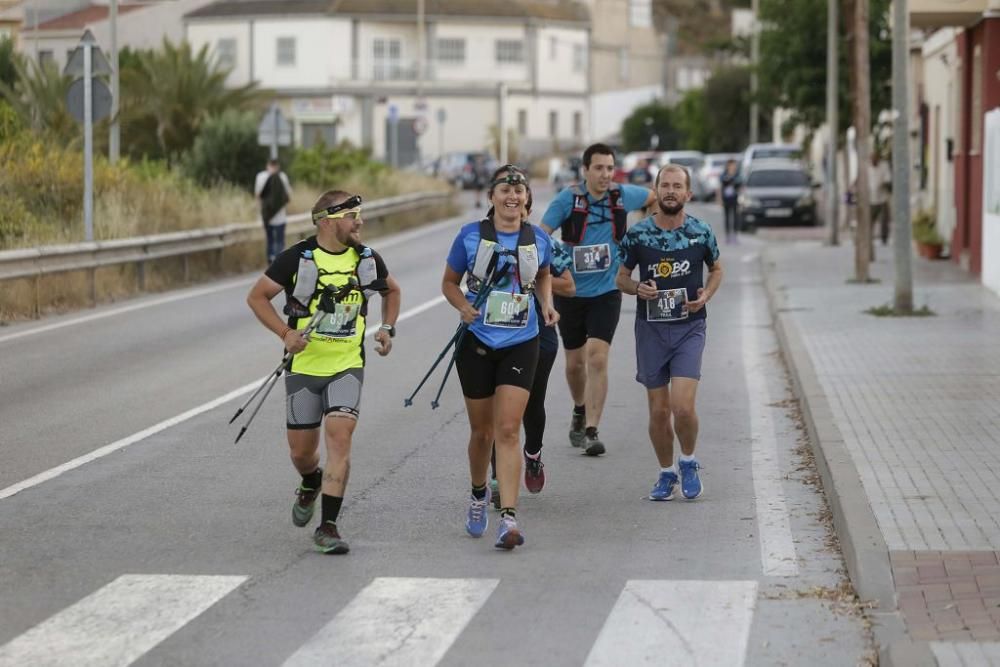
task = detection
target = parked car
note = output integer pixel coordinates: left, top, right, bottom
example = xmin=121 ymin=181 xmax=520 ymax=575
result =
xmin=552 ymin=156 xmax=584 ymax=192
xmin=700 ymin=152 xmax=743 ymax=197
xmin=434 ymin=151 xmax=497 ymax=189
xmin=614 ymin=151 xmax=661 ymax=184
xmin=737 ymin=160 xmax=819 ymax=229
xmin=650 ymin=151 xmax=713 ymax=200
xmin=739 ymin=143 xmax=803 ymax=178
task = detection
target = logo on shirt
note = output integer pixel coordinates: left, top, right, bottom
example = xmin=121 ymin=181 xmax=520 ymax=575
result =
xmin=648 ymin=259 xmax=691 ymax=279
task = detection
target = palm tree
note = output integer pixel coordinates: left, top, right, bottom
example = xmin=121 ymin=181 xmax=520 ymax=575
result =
xmin=120 ymin=39 xmax=264 ymax=162
xmin=0 ymin=55 xmax=78 ymax=144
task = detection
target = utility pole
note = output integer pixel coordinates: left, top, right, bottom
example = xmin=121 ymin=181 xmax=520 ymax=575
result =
xmin=891 ymin=0 xmax=914 ymax=311
xmin=852 ymin=0 xmax=872 ymax=281
xmin=416 ymin=0 xmax=425 ymax=100
xmin=109 ymin=0 xmax=119 ymax=164
xmin=825 ymin=0 xmax=839 ymax=245
xmin=497 ymin=82 xmax=508 ymax=163
xmin=749 ymin=0 xmax=760 ymax=143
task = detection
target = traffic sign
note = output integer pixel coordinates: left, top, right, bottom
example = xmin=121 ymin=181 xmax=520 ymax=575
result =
xmin=66 ymin=77 xmax=112 ymax=123
xmin=257 ymin=104 xmax=292 ymax=147
xmin=387 ymin=104 xmax=399 ymax=124
xmin=436 ymin=108 xmax=446 ymax=124
xmin=64 ymin=30 xmax=111 ymax=78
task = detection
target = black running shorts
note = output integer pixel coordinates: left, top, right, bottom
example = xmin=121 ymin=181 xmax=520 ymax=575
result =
xmin=554 ymin=290 xmax=622 ymax=350
xmin=456 ymin=333 xmax=539 ymax=399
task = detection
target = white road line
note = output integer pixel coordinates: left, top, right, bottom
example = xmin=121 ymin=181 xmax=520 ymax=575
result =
xmin=0 ymin=212 xmax=463 ymax=346
xmin=584 ymin=580 xmax=758 ymax=667
xmin=0 ymin=294 xmax=450 ymax=501
xmin=742 ymin=282 xmax=800 ymax=576
xmin=0 ymin=574 xmax=246 ymax=667
xmin=283 ymin=577 xmax=498 ymax=667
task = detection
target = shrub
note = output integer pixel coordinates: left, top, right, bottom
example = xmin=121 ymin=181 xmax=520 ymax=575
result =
xmin=183 ymin=109 xmax=269 ymax=190
xmin=911 ymin=209 xmax=943 ymax=245
xmin=289 ymin=141 xmax=388 ymax=189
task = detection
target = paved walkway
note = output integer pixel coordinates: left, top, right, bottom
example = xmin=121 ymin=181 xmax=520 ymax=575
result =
xmin=760 ymin=237 xmax=1000 ymax=666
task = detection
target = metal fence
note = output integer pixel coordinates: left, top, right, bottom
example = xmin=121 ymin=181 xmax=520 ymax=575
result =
xmin=0 ymin=191 xmax=451 ymax=315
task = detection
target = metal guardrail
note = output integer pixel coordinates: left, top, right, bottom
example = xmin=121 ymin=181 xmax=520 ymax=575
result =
xmin=0 ymin=191 xmax=451 ymax=284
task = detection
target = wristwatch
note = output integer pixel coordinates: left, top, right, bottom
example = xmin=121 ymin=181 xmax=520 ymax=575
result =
xmin=379 ymin=324 xmax=396 ymax=338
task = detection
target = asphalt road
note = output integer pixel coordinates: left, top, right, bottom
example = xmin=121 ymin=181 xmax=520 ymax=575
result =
xmin=0 ymin=188 xmax=872 ymax=666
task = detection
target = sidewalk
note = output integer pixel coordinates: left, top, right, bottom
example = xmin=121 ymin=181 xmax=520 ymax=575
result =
xmin=760 ymin=238 xmax=1000 ymax=667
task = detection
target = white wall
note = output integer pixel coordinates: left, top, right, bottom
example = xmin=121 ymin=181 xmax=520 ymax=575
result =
xmin=429 ymin=22 xmax=529 ymax=84
xmin=534 ymin=26 xmax=587 ymax=92
xmin=982 ymin=109 xmax=1000 ymax=296
xmin=253 ymin=18 xmax=348 ymax=88
xmin=89 ymin=0 xmax=216 ymax=52
xmin=186 ymin=21 xmax=251 ymax=86
xmin=590 ymin=84 xmax=662 ymax=142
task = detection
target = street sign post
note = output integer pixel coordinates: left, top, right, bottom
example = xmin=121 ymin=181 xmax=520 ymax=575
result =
xmin=257 ymin=103 xmax=292 ymax=159
xmin=64 ymin=29 xmax=111 ymax=243
xmin=387 ymin=104 xmax=399 ymax=168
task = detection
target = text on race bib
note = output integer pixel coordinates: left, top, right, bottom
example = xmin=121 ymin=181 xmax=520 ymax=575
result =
xmin=484 ymin=291 xmax=529 ymax=328
xmin=315 ymin=302 xmax=362 ymax=338
xmin=646 ymin=288 xmax=689 ymax=322
xmin=573 ymin=243 xmax=612 ymax=274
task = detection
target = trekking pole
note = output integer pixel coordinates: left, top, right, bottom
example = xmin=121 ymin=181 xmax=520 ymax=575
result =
xmin=232 ymin=279 xmax=358 ymax=443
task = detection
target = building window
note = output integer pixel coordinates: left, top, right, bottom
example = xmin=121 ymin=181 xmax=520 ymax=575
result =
xmin=496 ymin=39 xmax=524 ymax=64
xmin=629 ymin=0 xmax=652 ymax=28
xmin=971 ymin=45 xmax=982 ymax=153
xmin=518 ymin=109 xmax=528 ymax=135
xmin=573 ymin=44 xmax=585 ymax=73
xmin=436 ymin=38 xmax=465 ymax=65
xmin=276 ymin=37 xmax=296 ymax=66
xmin=549 ymin=110 xmax=558 ymax=138
xmin=618 ymin=47 xmax=629 ymax=82
xmin=38 ymin=49 xmax=53 ymax=68
xmin=573 ymin=111 xmax=582 ymax=137
xmin=373 ymin=38 xmax=402 ymax=80
xmin=216 ymin=38 xmax=236 ymax=70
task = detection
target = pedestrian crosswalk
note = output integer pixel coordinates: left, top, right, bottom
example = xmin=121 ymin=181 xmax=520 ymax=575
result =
xmin=0 ymin=576 xmax=761 ymax=667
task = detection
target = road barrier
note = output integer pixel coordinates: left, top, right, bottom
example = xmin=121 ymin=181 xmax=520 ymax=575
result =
xmin=0 ymin=191 xmax=451 ymax=315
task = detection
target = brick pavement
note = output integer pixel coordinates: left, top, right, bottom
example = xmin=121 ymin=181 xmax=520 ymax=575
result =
xmin=761 ymin=239 xmax=1000 ymax=664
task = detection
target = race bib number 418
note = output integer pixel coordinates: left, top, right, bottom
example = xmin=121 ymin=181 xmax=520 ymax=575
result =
xmin=646 ymin=288 xmax=689 ymax=322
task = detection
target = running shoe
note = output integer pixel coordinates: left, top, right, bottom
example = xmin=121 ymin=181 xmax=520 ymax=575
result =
xmin=649 ymin=470 xmax=679 ymax=501
xmin=292 ymin=482 xmax=321 ymax=527
xmin=679 ymin=459 xmax=703 ymax=499
xmin=524 ymin=451 xmax=545 ymax=493
xmin=495 ymin=515 xmax=525 ymax=550
xmin=313 ymin=521 xmax=350 ymax=554
xmin=583 ymin=429 xmax=606 ymax=457
xmin=489 ymin=478 xmax=500 ymax=510
xmin=569 ymin=411 xmax=586 ymax=447
xmin=466 ymin=487 xmax=490 ymax=537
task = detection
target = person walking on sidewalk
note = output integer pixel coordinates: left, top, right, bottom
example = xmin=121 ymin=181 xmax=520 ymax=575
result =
xmin=255 ymin=159 xmax=293 ymax=263
xmin=246 ymin=190 xmax=401 ymax=554
xmin=489 ymin=190 xmax=575 ymax=503
xmin=616 ymin=164 xmax=723 ymax=501
xmin=717 ymin=159 xmax=741 ymax=244
xmin=541 ymin=143 xmax=655 ymax=457
xmin=443 ymin=165 xmax=559 ymax=550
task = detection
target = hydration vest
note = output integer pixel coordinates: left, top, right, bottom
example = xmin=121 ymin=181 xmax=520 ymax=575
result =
xmin=466 ymin=218 xmax=539 ymax=294
xmin=285 ymin=241 xmax=382 ymax=318
xmin=562 ymin=184 xmax=627 ymax=244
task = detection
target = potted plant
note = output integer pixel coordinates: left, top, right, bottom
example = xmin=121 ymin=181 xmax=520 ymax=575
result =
xmin=912 ymin=209 xmax=944 ymax=259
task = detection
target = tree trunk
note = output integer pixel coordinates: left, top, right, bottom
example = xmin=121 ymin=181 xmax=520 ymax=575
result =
xmin=852 ymin=0 xmax=872 ymax=281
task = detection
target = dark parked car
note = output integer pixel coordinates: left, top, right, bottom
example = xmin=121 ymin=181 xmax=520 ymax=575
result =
xmin=737 ymin=161 xmax=818 ymax=229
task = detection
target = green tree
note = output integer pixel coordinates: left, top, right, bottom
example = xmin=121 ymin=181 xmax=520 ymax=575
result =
xmin=758 ymin=0 xmax=892 ymax=133
xmin=0 ymin=56 xmax=77 ymax=143
xmin=0 ymin=36 xmax=19 ymax=89
xmin=183 ymin=109 xmax=269 ymax=189
xmin=120 ymin=39 xmax=263 ymax=161
xmin=621 ymin=102 xmax=680 ymax=152
xmin=673 ymin=89 xmax=710 ymax=151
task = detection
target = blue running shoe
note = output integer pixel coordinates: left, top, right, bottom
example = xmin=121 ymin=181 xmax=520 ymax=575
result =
xmin=495 ymin=515 xmax=524 ymax=550
xmin=649 ymin=470 xmax=678 ymax=501
xmin=465 ymin=487 xmax=490 ymax=537
xmin=679 ymin=459 xmax=703 ymax=499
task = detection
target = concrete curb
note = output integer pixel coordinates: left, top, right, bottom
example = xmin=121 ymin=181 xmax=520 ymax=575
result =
xmin=757 ymin=249 xmax=936 ymax=666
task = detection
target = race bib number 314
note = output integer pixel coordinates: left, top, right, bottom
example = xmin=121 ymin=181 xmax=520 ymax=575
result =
xmin=647 ymin=288 xmax=689 ymax=322
xmin=573 ymin=243 xmax=611 ymax=273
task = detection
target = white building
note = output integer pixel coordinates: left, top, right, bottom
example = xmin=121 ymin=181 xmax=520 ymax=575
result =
xmin=184 ymin=0 xmax=595 ymax=165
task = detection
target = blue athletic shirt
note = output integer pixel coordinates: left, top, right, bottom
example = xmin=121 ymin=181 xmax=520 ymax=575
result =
xmin=446 ymin=221 xmax=553 ymax=349
xmin=619 ymin=214 xmax=720 ymax=324
xmin=541 ymin=183 xmax=650 ymax=298
xmin=536 ymin=238 xmax=573 ymax=353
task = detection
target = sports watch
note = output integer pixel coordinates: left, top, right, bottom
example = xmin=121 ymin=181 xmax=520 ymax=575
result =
xmin=379 ymin=324 xmax=396 ymax=338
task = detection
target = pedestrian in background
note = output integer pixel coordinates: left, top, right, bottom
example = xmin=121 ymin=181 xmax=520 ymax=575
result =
xmin=616 ymin=164 xmax=724 ymax=502
xmin=717 ymin=159 xmax=741 ymax=244
xmin=869 ymin=153 xmax=892 ymax=246
xmin=255 ymin=159 xmax=292 ymax=263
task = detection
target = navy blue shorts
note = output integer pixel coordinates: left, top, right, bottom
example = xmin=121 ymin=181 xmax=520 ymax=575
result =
xmin=634 ymin=318 xmax=706 ymax=388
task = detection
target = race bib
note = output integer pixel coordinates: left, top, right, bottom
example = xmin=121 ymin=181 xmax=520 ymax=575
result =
xmin=723 ymin=185 xmax=735 ymax=198
xmin=647 ymin=288 xmax=689 ymax=322
xmin=573 ymin=243 xmax=612 ymax=273
xmin=484 ymin=291 xmax=529 ymax=328
xmin=315 ymin=303 xmax=361 ymax=338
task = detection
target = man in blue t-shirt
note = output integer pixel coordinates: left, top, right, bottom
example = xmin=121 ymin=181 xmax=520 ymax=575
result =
xmin=616 ymin=164 xmax=724 ymax=503
xmin=541 ymin=143 xmax=655 ymax=456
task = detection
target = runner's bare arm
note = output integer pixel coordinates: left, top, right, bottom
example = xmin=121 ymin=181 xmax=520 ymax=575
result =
xmin=442 ymin=265 xmax=479 ymax=323
xmin=552 ymin=269 xmax=575 ymax=298
xmin=687 ymin=260 xmax=724 ymax=313
xmin=534 ymin=267 xmax=560 ymax=326
xmin=246 ymin=275 xmax=307 ymax=352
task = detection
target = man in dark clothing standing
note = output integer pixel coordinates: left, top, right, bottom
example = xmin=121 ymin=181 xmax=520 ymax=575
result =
xmin=255 ymin=159 xmax=292 ymax=262
xmin=717 ymin=159 xmax=741 ymax=244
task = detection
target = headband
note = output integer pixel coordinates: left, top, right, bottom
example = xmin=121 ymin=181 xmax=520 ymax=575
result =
xmin=312 ymin=194 xmax=363 ymax=223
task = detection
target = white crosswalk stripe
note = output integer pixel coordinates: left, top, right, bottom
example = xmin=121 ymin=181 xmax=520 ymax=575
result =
xmin=584 ymin=580 xmax=759 ymax=667
xmin=0 ymin=574 xmax=246 ymax=667
xmin=282 ymin=577 xmax=499 ymax=667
